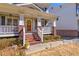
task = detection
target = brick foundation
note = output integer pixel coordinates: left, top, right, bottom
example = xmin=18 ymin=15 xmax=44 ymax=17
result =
xmin=52 ymin=26 xmax=56 ymax=36
xmin=57 ymin=30 xmax=78 ymax=37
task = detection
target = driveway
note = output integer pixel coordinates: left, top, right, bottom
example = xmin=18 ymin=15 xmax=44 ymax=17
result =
xmin=62 ymin=37 xmax=79 ymax=44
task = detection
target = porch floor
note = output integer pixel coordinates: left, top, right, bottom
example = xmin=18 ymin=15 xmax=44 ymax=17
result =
xmin=26 ymin=33 xmax=41 ymax=45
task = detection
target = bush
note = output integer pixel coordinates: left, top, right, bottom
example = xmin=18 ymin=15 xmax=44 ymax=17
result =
xmin=0 ymin=38 xmax=16 ymax=50
xmin=14 ymin=39 xmax=23 ymax=46
xmin=43 ymin=35 xmax=61 ymax=43
xmin=52 ymin=35 xmax=61 ymax=40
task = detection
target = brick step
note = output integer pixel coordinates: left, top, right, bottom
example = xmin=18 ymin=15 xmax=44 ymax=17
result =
xmin=33 ymin=33 xmax=41 ymax=41
xmin=25 ymin=33 xmax=41 ymax=45
xmin=30 ymin=41 xmax=41 ymax=45
xmin=26 ymin=34 xmax=34 ymax=42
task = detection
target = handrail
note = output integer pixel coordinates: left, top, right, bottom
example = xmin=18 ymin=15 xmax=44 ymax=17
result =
xmin=43 ymin=26 xmax=52 ymax=34
xmin=37 ymin=27 xmax=43 ymax=42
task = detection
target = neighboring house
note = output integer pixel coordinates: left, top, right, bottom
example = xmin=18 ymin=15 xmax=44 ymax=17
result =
xmin=0 ymin=3 xmax=56 ymax=45
xmin=48 ymin=3 xmax=79 ymax=37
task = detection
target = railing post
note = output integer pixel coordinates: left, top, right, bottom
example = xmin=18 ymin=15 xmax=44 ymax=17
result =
xmin=41 ymin=28 xmax=43 ymax=42
xmin=23 ymin=26 xmax=25 ymax=46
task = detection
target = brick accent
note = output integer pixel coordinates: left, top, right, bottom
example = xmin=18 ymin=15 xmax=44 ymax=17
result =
xmin=52 ymin=26 xmax=56 ymax=36
xmin=57 ymin=30 xmax=78 ymax=37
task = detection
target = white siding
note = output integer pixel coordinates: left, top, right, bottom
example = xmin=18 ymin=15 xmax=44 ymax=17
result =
xmin=49 ymin=3 xmax=77 ymax=30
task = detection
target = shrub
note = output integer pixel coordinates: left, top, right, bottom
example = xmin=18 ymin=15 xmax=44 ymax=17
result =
xmin=14 ymin=39 xmax=23 ymax=46
xmin=52 ymin=35 xmax=61 ymax=41
xmin=43 ymin=35 xmax=52 ymax=40
xmin=43 ymin=35 xmax=61 ymax=43
xmin=0 ymin=38 xmax=16 ymax=50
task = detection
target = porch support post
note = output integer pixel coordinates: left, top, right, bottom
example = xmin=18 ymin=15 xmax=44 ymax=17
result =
xmin=53 ymin=20 xmax=56 ymax=36
xmin=37 ymin=17 xmax=42 ymax=27
xmin=19 ymin=14 xmax=25 ymax=46
xmin=37 ymin=17 xmax=43 ymax=42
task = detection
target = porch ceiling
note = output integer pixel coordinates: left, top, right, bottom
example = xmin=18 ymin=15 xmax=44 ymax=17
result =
xmin=0 ymin=3 xmax=57 ymax=20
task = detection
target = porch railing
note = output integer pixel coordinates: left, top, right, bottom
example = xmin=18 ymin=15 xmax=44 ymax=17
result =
xmin=37 ymin=27 xmax=43 ymax=42
xmin=43 ymin=26 xmax=52 ymax=34
xmin=0 ymin=26 xmax=18 ymax=34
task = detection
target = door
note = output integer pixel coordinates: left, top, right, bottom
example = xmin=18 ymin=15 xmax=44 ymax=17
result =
xmin=26 ymin=19 xmax=32 ymax=32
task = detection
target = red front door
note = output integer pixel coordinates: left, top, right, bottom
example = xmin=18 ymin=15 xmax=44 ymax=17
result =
xmin=26 ymin=19 xmax=32 ymax=32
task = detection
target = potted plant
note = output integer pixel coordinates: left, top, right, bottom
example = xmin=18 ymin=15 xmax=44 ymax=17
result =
xmin=25 ymin=40 xmax=30 ymax=49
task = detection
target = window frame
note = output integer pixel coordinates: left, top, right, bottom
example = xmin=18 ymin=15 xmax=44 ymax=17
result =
xmin=0 ymin=16 xmax=6 ymax=26
xmin=0 ymin=15 xmax=18 ymax=26
xmin=76 ymin=3 xmax=79 ymax=16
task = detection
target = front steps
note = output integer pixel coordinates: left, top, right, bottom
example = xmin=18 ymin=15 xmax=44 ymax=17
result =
xmin=26 ymin=33 xmax=41 ymax=45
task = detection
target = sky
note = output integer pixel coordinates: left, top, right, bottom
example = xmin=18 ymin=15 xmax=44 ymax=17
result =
xmin=46 ymin=3 xmax=62 ymax=13
xmin=50 ymin=3 xmax=62 ymax=7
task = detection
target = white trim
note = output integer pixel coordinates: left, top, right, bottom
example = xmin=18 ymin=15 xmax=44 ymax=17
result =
xmin=0 ymin=34 xmax=19 ymax=37
xmin=15 ymin=3 xmax=32 ymax=6
xmin=32 ymin=4 xmax=44 ymax=12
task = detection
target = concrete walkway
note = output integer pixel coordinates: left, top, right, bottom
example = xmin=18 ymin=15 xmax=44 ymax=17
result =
xmin=25 ymin=39 xmax=76 ymax=55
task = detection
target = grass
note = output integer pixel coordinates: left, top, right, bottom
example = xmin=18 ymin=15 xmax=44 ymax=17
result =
xmin=26 ymin=43 xmax=79 ymax=56
xmin=0 ymin=37 xmax=18 ymax=50
xmin=0 ymin=46 xmax=26 ymax=56
xmin=0 ymin=42 xmax=79 ymax=56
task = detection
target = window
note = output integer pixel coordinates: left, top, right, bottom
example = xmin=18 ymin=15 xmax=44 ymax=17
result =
xmin=42 ymin=8 xmax=47 ymax=11
xmin=76 ymin=3 xmax=79 ymax=16
xmin=0 ymin=16 xmax=18 ymax=26
xmin=1 ymin=16 xmax=5 ymax=25
xmin=60 ymin=5 xmax=62 ymax=8
xmin=7 ymin=18 xmax=12 ymax=25
xmin=41 ymin=19 xmax=47 ymax=27
xmin=13 ymin=19 xmax=18 ymax=26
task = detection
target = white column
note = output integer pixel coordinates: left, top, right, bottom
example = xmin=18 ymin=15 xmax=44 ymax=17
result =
xmin=19 ymin=15 xmax=24 ymax=25
xmin=37 ymin=17 xmax=42 ymax=27
xmin=53 ymin=20 xmax=56 ymax=27
xmin=53 ymin=20 xmax=56 ymax=36
xmin=37 ymin=17 xmax=43 ymax=42
xmin=19 ymin=15 xmax=25 ymax=46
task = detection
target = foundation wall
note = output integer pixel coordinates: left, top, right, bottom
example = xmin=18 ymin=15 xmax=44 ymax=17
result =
xmin=57 ymin=30 xmax=78 ymax=37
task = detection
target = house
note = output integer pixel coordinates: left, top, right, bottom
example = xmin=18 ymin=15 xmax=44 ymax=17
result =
xmin=0 ymin=3 xmax=57 ymax=45
xmin=19 ymin=3 xmax=79 ymax=37
xmin=48 ymin=3 xmax=79 ymax=37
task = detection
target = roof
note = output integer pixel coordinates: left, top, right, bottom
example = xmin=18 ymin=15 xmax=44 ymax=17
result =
xmin=0 ymin=3 xmax=56 ymax=20
xmin=20 ymin=3 xmax=50 ymax=11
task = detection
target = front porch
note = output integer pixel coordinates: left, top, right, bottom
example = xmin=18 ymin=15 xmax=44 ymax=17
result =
xmin=0 ymin=15 xmax=57 ymax=45
xmin=24 ymin=17 xmax=57 ymax=45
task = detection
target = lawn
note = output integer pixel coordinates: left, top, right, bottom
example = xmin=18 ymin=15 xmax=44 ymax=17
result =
xmin=26 ymin=43 xmax=79 ymax=56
